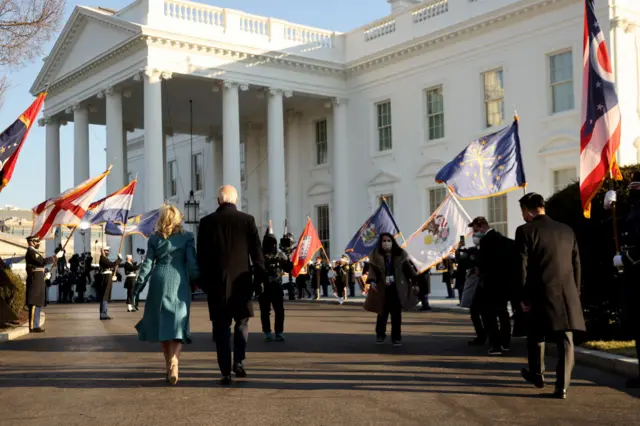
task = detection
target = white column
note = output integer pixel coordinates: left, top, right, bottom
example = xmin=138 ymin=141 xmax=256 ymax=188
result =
xmin=44 ymin=118 xmax=61 ymax=257
xmin=267 ymin=88 xmax=289 ymax=236
xmin=332 ymin=98 xmax=349 ymax=259
xmin=73 ymin=104 xmax=90 ymax=253
xmin=104 ymin=87 xmax=125 ymax=252
xmin=285 ymin=111 xmax=303 ymax=236
xmin=210 ymin=134 xmax=223 ymax=212
xmin=222 ymin=81 xmax=243 ymax=201
xmin=143 ymin=69 xmax=169 ymax=211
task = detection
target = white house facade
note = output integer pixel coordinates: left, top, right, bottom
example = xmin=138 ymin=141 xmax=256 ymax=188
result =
xmin=32 ymin=0 xmax=640 ymax=258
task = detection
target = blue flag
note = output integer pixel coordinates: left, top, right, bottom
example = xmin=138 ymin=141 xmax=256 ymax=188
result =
xmin=105 ymin=208 xmax=160 ymax=238
xmin=344 ymin=201 xmax=402 ymax=263
xmin=435 ymin=120 xmax=526 ymax=199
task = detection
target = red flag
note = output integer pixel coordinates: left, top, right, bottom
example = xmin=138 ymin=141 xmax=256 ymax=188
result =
xmin=0 ymin=92 xmax=46 ymax=191
xmin=291 ymin=218 xmax=323 ymax=278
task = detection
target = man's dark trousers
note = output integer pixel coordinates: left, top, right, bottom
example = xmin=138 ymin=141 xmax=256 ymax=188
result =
xmin=213 ymin=310 xmax=249 ymax=376
xmin=484 ymin=301 xmax=511 ymax=349
xmin=528 ymin=331 xmax=574 ymax=390
xmin=259 ymin=285 xmax=284 ymax=334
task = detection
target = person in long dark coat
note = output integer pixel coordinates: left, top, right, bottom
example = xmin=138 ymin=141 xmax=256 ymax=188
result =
xmin=309 ymin=257 xmax=331 ymax=299
xmin=25 ymin=236 xmax=62 ymax=332
xmin=197 ymin=185 xmax=265 ymax=386
xmin=515 ymin=193 xmax=585 ymax=400
xmin=98 ymin=247 xmax=122 ymax=320
xmin=123 ymin=255 xmax=139 ymax=312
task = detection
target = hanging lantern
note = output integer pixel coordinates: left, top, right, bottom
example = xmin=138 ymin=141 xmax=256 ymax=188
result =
xmin=184 ymin=190 xmax=200 ymax=224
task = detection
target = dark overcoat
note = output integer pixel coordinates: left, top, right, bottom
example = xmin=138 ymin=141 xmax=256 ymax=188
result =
xmin=25 ymin=247 xmax=53 ymax=307
xmin=515 ymin=215 xmax=586 ymax=333
xmin=363 ymin=248 xmax=418 ymax=314
xmin=197 ymin=203 xmax=265 ymax=320
xmin=477 ymin=229 xmax=515 ymax=307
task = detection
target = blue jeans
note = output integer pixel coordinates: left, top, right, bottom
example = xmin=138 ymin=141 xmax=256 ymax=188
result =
xmin=100 ymin=301 xmax=109 ymax=318
xmin=213 ymin=312 xmax=249 ymax=377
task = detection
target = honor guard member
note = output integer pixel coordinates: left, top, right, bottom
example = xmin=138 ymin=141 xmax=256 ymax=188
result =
xmin=123 ymin=255 xmax=139 ymax=312
xmin=606 ymin=172 xmax=640 ymax=388
xmin=98 ymin=247 xmax=122 ymax=320
xmin=25 ymin=236 xmax=63 ymax=332
xmin=259 ymin=227 xmax=287 ymax=342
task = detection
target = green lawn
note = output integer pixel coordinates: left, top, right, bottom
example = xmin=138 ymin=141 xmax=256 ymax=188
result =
xmin=582 ymin=341 xmax=637 ymax=358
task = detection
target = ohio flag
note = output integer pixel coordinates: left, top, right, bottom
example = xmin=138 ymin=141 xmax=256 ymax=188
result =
xmin=580 ymin=0 xmax=622 ymax=218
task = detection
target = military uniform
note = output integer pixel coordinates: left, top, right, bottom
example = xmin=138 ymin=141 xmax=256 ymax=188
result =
xmin=123 ymin=260 xmax=139 ymax=311
xmin=25 ymin=238 xmax=57 ymax=332
xmin=98 ymin=250 xmax=121 ymax=320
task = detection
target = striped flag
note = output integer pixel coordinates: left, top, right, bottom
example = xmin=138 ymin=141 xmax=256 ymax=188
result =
xmin=290 ymin=218 xmax=323 ymax=278
xmin=30 ymin=167 xmax=111 ymax=239
xmin=580 ymin=0 xmax=622 ymax=218
xmin=79 ymin=180 xmax=137 ymax=229
xmin=0 ymin=93 xmax=46 ymax=191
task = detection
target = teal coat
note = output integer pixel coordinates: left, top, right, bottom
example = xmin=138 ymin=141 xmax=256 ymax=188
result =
xmin=134 ymin=231 xmax=200 ymax=344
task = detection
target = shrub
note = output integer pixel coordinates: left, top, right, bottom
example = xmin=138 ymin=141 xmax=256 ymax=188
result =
xmin=545 ymin=165 xmax=639 ymax=341
xmin=0 ymin=266 xmax=26 ymax=325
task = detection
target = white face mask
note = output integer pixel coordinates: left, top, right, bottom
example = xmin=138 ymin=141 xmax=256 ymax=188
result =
xmin=472 ymin=237 xmax=481 ymax=246
xmin=381 ymin=241 xmax=392 ymax=251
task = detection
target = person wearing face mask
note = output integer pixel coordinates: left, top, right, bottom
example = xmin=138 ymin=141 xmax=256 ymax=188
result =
xmin=364 ymin=233 xmax=419 ymax=347
xmin=25 ymin=236 xmax=63 ymax=333
xmin=515 ymin=193 xmax=584 ymax=400
xmin=605 ymin=172 xmax=640 ymax=388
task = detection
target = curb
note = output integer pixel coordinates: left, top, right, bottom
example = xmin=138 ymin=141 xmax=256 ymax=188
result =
xmin=0 ymin=311 xmax=45 ymax=343
xmin=295 ymin=297 xmax=467 ymax=313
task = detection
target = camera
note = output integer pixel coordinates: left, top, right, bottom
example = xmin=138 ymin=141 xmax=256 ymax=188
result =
xmin=137 ymin=248 xmax=146 ymax=256
xmin=279 ymin=232 xmax=295 ymax=256
xmin=456 ymin=246 xmax=480 ymax=269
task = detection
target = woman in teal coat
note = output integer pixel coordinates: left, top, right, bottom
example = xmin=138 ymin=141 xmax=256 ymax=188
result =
xmin=134 ymin=205 xmax=199 ymax=385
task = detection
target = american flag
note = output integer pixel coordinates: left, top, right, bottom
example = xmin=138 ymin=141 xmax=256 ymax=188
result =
xmin=580 ymin=0 xmax=622 ymax=218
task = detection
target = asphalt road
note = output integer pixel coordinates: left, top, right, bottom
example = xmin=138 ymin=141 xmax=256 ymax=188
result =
xmin=0 ymin=302 xmax=639 ymax=426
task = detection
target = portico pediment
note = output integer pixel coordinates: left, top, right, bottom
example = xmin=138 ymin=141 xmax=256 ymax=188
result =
xmin=538 ymin=135 xmax=579 ymax=157
xmin=368 ymin=171 xmax=400 ymax=187
xmin=32 ymin=7 xmax=141 ymax=94
xmin=416 ymin=160 xmax=445 ymax=178
xmin=307 ymin=182 xmax=333 ymax=196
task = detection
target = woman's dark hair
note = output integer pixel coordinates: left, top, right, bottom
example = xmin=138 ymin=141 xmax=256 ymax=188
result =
xmin=376 ymin=232 xmax=404 ymax=257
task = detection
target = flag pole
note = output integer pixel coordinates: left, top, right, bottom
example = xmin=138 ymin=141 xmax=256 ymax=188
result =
xmin=49 ymin=227 xmax=77 ymax=276
xmin=609 ymin=171 xmax=621 ymax=254
xmin=113 ymin=221 xmax=127 ymax=280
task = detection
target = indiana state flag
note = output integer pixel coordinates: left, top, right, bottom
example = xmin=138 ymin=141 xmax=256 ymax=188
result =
xmin=345 ymin=200 xmax=402 ymax=263
xmin=80 ymin=180 xmax=137 ymax=228
xmin=105 ymin=208 xmax=160 ymax=239
xmin=436 ymin=119 xmax=526 ymax=199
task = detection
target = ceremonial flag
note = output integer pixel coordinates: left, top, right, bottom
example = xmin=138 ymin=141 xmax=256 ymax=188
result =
xmin=290 ymin=217 xmax=323 ymax=278
xmin=344 ymin=200 xmax=402 ymax=263
xmin=105 ymin=208 xmax=160 ymax=239
xmin=580 ymin=0 xmax=622 ymax=218
xmin=402 ymin=194 xmax=472 ymax=273
xmin=435 ymin=120 xmax=526 ymax=199
xmin=0 ymin=93 xmax=46 ymax=191
xmin=79 ymin=180 xmax=137 ymax=229
xmin=30 ymin=167 xmax=111 ymax=239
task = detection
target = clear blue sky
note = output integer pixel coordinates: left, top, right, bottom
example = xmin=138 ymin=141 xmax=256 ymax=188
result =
xmin=0 ymin=0 xmax=389 ymax=209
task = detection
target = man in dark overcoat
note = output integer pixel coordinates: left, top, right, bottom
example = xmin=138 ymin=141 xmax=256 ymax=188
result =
xmin=197 ymin=185 xmax=265 ymax=385
xmin=25 ymin=236 xmax=63 ymax=332
xmin=515 ymin=193 xmax=585 ymax=399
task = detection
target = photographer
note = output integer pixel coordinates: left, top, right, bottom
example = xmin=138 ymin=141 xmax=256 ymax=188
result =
xmin=456 ymin=235 xmax=486 ymax=346
xmin=279 ymin=231 xmax=296 ymax=301
xmin=259 ymin=228 xmax=288 ymax=342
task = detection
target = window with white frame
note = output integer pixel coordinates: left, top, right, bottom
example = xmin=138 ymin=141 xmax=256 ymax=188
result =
xmin=487 ymin=195 xmax=508 ymax=236
xmin=315 ymin=119 xmax=328 ymax=165
xmin=553 ymin=167 xmax=577 ymax=192
xmin=483 ymin=69 xmax=505 ymax=128
xmin=167 ymin=160 xmax=178 ymax=197
xmin=316 ymin=204 xmax=330 ymax=257
xmin=192 ymin=153 xmax=203 ymax=192
xmin=240 ymin=142 xmax=246 ymax=182
xmin=379 ymin=194 xmax=394 ymax=215
xmin=550 ymin=51 xmax=574 ymax=113
xmin=428 ymin=187 xmax=447 ymax=214
xmin=376 ymin=100 xmax=392 ymax=151
xmin=426 ymin=86 xmax=444 ymax=140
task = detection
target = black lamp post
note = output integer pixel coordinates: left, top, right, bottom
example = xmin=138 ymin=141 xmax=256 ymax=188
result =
xmin=184 ymin=99 xmax=199 ymax=225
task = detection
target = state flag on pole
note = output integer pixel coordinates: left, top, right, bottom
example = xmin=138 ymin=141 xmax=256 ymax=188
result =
xmin=30 ymin=167 xmax=111 ymax=239
xmin=402 ymin=193 xmax=472 ymax=273
xmin=79 ymin=180 xmax=137 ymax=229
xmin=104 ymin=208 xmax=161 ymax=239
xmin=344 ymin=200 xmax=402 ymax=263
xmin=0 ymin=93 xmax=46 ymax=191
xmin=290 ymin=217 xmax=323 ymax=278
xmin=580 ymin=0 xmax=622 ymax=218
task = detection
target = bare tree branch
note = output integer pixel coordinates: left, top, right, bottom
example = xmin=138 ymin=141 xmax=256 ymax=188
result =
xmin=0 ymin=0 xmax=64 ymax=106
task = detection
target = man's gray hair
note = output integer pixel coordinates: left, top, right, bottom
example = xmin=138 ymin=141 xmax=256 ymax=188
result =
xmin=218 ymin=185 xmax=238 ymax=205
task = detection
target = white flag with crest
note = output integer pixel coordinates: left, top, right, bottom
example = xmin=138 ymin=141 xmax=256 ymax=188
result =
xmin=402 ymin=193 xmax=472 ymax=273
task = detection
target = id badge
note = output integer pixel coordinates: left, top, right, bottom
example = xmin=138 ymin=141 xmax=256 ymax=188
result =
xmin=386 ymin=276 xmax=395 ymax=284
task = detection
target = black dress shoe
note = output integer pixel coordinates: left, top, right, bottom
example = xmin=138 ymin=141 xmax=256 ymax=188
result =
xmin=553 ymin=389 xmax=567 ymax=399
xmin=99 ymin=316 xmax=113 ymax=320
xmin=233 ymin=363 xmax=247 ymax=378
xmin=220 ymin=376 xmax=233 ymax=386
xmin=521 ymin=368 xmax=545 ymax=389
xmin=30 ymin=327 xmax=45 ymax=333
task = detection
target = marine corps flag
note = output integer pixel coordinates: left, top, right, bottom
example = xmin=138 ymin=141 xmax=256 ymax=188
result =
xmin=0 ymin=93 xmax=46 ymax=191
xmin=290 ymin=217 xmax=323 ymax=278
